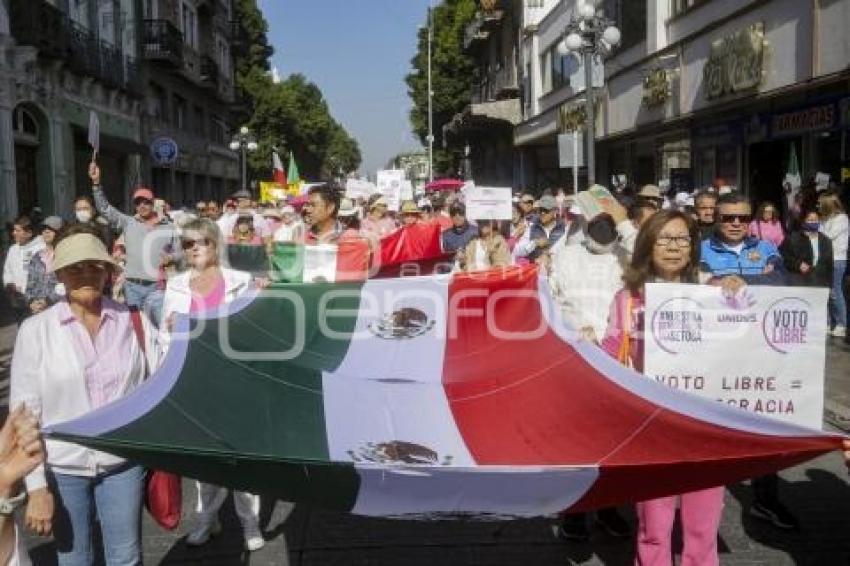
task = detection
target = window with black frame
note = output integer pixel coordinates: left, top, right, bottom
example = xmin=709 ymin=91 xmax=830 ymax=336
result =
xmin=601 ymin=0 xmax=647 ymax=51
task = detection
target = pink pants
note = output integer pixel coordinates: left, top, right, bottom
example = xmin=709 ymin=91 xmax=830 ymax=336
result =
xmin=635 ymin=486 xmax=725 ymax=566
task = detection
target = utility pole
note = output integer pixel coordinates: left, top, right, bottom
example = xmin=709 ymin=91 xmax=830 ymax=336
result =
xmin=427 ymin=3 xmax=434 ymax=182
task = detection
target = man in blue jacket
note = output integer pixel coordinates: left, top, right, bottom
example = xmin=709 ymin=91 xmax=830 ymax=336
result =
xmin=700 ymin=192 xmax=798 ymax=531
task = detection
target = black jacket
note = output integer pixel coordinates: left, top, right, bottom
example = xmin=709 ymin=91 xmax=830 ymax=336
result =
xmin=779 ymin=231 xmax=833 ymax=287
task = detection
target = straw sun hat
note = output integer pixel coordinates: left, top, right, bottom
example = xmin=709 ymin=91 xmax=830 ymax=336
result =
xmin=51 ymin=233 xmax=119 ymax=273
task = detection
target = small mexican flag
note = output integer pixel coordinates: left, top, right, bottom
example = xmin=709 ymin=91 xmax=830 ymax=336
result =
xmin=287 ymin=152 xmax=303 ymax=195
xmin=270 ymin=240 xmax=371 ymax=283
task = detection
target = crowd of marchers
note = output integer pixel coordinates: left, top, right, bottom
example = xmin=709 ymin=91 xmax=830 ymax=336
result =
xmin=0 ymin=160 xmax=849 ymax=565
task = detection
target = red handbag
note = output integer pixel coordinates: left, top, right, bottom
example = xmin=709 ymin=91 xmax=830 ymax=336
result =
xmin=145 ymin=470 xmax=182 ymax=530
xmin=130 ymin=309 xmax=183 ymax=530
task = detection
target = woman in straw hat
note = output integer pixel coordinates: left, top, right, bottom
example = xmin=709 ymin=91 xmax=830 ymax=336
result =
xmin=10 ymin=224 xmax=159 ymax=565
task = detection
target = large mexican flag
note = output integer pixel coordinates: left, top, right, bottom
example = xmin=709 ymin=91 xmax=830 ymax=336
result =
xmin=48 ymin=267 xmax=841 ymax=519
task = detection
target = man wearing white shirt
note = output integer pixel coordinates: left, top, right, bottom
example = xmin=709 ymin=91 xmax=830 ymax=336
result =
xmin=217 ymin=191 xmax=271 ymax=242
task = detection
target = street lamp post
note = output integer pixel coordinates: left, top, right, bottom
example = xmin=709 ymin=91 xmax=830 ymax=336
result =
xmin=426 ymin=3 xmax=435 ymax=183
xmin=229 ymin=125 xmax=259 ymax=194
xmin=558 ymin=1 xmax=620 ymax=187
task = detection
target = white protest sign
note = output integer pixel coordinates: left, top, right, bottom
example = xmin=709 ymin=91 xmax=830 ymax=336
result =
xmin=465 ymin=187 xmax=512 ymax=220
xmin=345 ymin=179 xmax=376 ymax=200
xmin=401 ymin=179 xmax=414 ymax=201
xmin=815 ymin=172 xmax=830 ymax=192
xmin=88 ymin=111 xmax=100 ymax=156
xmin=303 ymin=244 xmax=338 ymax=283
xmin=376 ymin=169 xmax=405 ymax=212
xmin=644 ymin=283 xmax=828 ymax=430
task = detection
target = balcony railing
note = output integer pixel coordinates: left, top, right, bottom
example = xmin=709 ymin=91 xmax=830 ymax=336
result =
xmin=143 ymin=19 xmax=184 ymax=66
xmin=8 ymin=0 xmax=68 ymax=58
xmin=472 ymin=66 xmax=519 ymax=104
xmin=9 ymin=0 xmax=142 ymax=95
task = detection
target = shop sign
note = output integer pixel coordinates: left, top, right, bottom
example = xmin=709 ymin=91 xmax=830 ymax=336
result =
xmin=642 ymin=68 xmax=671 ymax=108
xmin=150 ymin=137 xmax=179 ymax=166
xmin=703 ymin=22 xmax=765 ymax=100
xmin=557 ymin=100 xmax=598 ymax=133
xmin=772 ymin=104 xmax=836 ymax=137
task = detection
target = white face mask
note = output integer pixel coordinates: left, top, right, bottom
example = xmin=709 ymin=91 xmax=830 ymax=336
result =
xmin=75 ymin=210 xmax=93 ymax=223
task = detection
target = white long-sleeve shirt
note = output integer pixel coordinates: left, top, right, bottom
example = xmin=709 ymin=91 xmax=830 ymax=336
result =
xmin=2 ymin=237 xmax=45 ymax=293
xmin=548 ymin=242 xmax=628 ymax=340
xmin=822 ymin=213 xmax=848 ymax=262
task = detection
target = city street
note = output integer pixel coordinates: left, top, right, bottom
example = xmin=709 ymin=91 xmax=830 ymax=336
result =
xmin=25 ymin=339 xmax=850 ymax=565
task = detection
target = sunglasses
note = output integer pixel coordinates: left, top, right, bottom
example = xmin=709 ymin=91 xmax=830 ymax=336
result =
xmin=181 ymin=237 xmax=212 ymax=250
xmin=64 ymin=261 xmax=107 ymax=274
xmin=720 ymin=214 xmax=752 ymax=224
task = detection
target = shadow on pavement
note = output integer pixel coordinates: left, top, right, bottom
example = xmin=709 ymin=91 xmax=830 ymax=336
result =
xmin=728 ymin=468 xmax=850 ymax=565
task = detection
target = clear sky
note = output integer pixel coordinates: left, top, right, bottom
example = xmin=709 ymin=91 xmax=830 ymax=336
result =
xmin=258 ymin=0 xmax=430 ymax=178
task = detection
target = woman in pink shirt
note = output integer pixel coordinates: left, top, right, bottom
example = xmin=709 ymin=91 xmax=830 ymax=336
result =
xmin=11 ymin=224 xmax=158 ymax=565
xmin=601 ymin=210 xmax=744 ymax=566
xmin=749 ymin=201 xmax=785 ymax=246
xmin=159 ymin=219 xmax=265 ymax=552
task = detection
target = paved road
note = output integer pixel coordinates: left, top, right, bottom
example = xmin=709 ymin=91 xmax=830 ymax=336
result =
xmin=27 ymin=340 xmax=850 ymax=565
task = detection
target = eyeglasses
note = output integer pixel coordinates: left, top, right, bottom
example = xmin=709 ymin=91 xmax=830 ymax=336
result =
xmin=134 ymin=198 xmax=153 ymax=207
xmin=521 ymin=199 xmax=535 ymax=205
xmin=655 ymin=235 xmax=692 ymax=248
xmin=181 ymin=237 xmax=212 ymax=250
xmin=64 ymin=261 xmax=107 ymax=274
xmin=720 ymin=214 xmax=752 ymax=224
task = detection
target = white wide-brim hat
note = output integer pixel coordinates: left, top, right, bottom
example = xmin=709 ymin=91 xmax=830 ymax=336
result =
xmin=51 ymin=233 xmax=119 ymax=273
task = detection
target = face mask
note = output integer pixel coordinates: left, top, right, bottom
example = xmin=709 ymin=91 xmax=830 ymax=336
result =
xmin=802 ymin=222 xmax=820 ymax=232
xmin=75 ymin=210 xmax=92 ymax=223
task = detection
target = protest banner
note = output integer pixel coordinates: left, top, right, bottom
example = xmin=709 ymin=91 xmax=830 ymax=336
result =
xmin=345 ymin=179 xmax=376 ymax=200
xmin=376 ymin=169 xmax=405 ymax=212
xmin=465 ymin=187 xmax=512 ymax=220
xmin=644 ymin=283 xmax=828 ymax=430
xmin=88 ymin=111 xmax=100 ymax=158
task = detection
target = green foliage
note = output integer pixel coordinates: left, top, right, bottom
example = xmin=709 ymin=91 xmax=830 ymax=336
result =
xmin=232 ymin=0 xmax=362 ymax=182
xmin=405 ymin=0 xmax=477 ymax=177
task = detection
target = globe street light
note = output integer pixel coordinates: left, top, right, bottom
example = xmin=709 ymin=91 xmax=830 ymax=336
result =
xmin=230 ymin=126 xmax=258 ymax=194
xmin=558 ymin=1 xmax=620 ymax=186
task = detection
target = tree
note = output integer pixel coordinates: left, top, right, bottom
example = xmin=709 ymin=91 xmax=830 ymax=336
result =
xmin=405 ymin=0 xmax=477 ymax=176
xmin=231 ymin=1 xmax=362 ymax=183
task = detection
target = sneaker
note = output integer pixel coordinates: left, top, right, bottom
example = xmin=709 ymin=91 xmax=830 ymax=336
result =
xmin=831 ymin=326 xmax=847 ymax=338
xmin=244 ymin=530 xmax=265 ymax=552
xmin=186 ymin=519 xmax=222 ymax=546
xmin=595 ymin=507 xmax=631 ymax=538
xmin=749 ymin=500 xmax=800 ymax=530
xmin=556 ymin=514 xmax=590 ymax=541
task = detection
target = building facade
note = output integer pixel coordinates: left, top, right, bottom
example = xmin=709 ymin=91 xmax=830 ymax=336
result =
xmin=445 ymin=0 xmax=523 ymax=188
xmin=1 ymin=0 xmax=145 ymax=224
xmin=514 ymin=0 xmax=850 ymax=205
xmin=140 ymin=0 xmax=239 ymax=206
xmin=0 ymin=0 xmax=242 ymax=231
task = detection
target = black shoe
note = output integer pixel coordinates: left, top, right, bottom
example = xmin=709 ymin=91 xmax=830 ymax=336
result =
xmin=595 ymin=507 xmax=631 ymax=538
xmin=557 ymin=515 xmax=590 ymax=541
xmin=749 ymin=500 xmax=800 ymax=530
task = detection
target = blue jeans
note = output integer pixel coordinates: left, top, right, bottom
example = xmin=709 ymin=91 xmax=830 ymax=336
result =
xmin=123 ymin=280 xmax=157 ymax=310
xmin=51 ymin=465 xmax=144 ymax=566
xmin=830 ymin=260 xmax=847 ymax=328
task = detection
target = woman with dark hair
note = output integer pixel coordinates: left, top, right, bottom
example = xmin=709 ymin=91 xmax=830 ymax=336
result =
xmin=601 ymin=209 xmax=742 ymax=566
xmin=72 ymin=195 xmax=114 ymax=250
xmin=779 ymin=207 xmax=833 ymax=288
xmin=749 ymin=201 xmax=784 ymax=247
